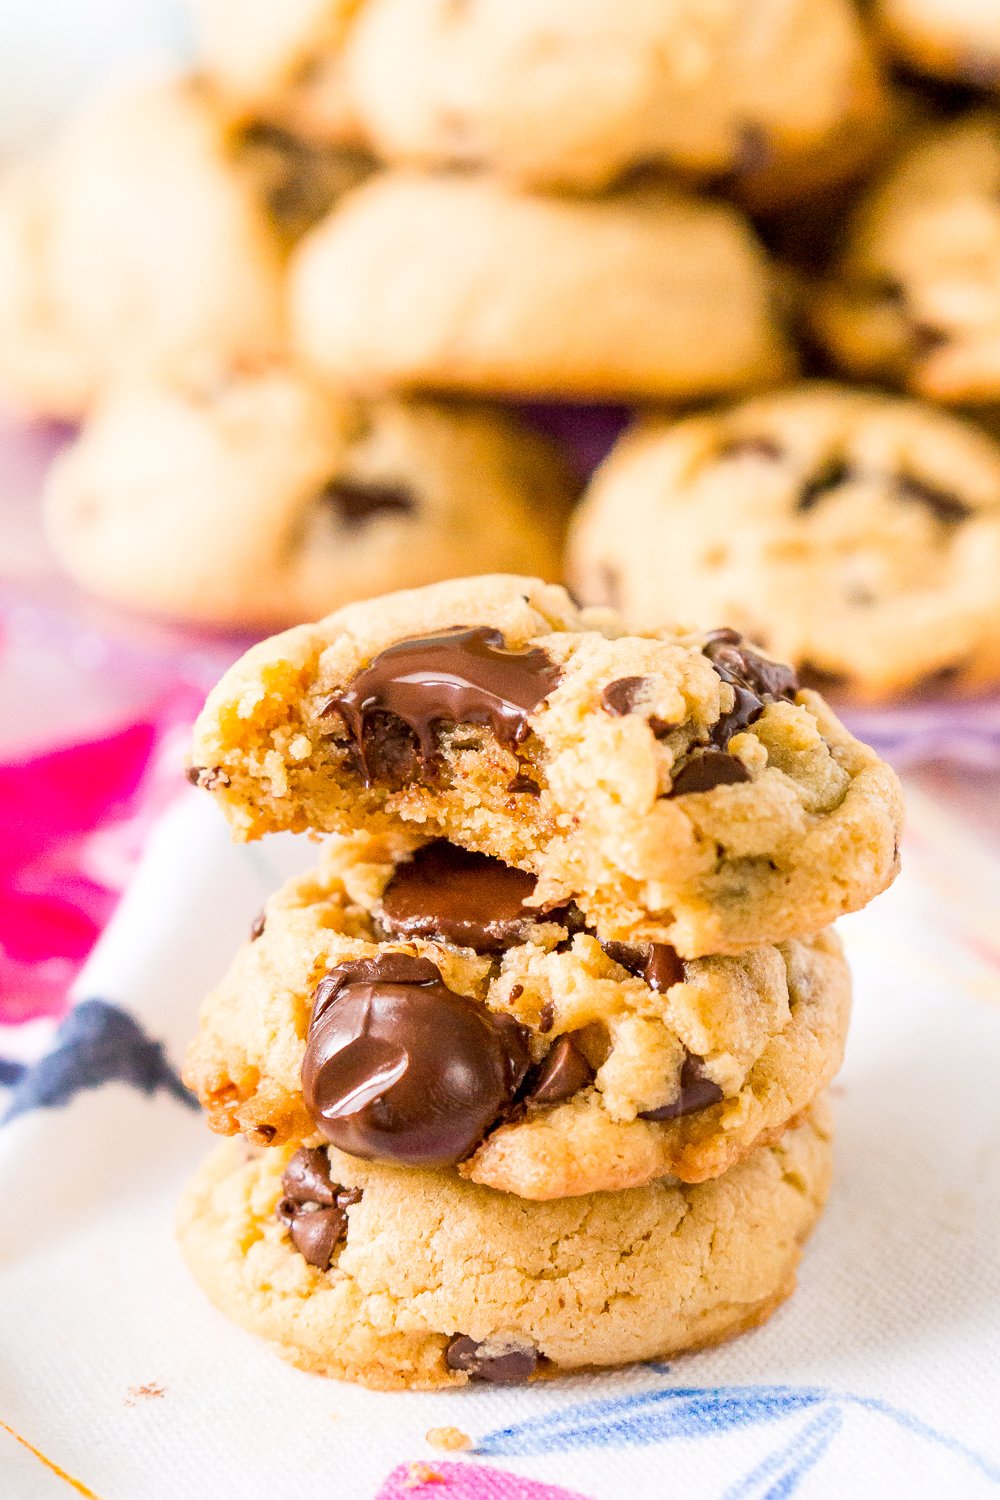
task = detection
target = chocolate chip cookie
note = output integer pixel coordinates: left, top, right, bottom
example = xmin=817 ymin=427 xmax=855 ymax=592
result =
xmin=569 ymin=382 xmax=1000 ymax=702
xmin=188 ymin=575 xmax=903 ymax=956
xmin=345 ymin=0 xmax=886 ymax=206
xmin=812 ymin=110 xmax=1000 ymax=404
xmin=289 ymin=170 xmax=794 ymax=401
xmin=0 ymin=76 xmax=365 ymax=418
xmin=44 ymin=363 xmax=573 ymax=630
xmin=183 ymin=834 xmax=849 ymax=1195
xmin=876 ymin=0 xmax=1000 ymax=91
xmin=177 ymin=1104 xmax=832 ymax=1389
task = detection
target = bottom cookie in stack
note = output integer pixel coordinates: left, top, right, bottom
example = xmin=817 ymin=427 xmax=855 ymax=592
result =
xmin=177 ymin=1102 xmax=832 ymax=1392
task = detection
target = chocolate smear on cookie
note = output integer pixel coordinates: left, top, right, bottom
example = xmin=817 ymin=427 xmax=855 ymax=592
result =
xmin=378 ymin=842 xmax=539 ymax=954
xmin=445 ymin=1335 xmax=538 ymax=1385
xmin=302 ymin=954 xmax=530 ymax=1168
xmin=275 ymin=1146 xmax=362 ymax=1270
xmin=639 ymin=1053 xmax=724 ymax=1121
xmin=325 ymin=625 xmax=560 ymax=784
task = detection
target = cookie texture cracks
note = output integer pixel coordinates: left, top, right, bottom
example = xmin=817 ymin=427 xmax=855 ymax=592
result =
xmin=189 ymin=575 xmax=903 ymax=956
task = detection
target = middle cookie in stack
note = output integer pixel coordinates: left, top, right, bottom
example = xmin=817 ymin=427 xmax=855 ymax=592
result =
xmin=179 ymin=574 xmax=903 ymax=1388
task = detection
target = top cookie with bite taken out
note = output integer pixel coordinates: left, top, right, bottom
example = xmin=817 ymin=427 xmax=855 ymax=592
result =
xmin=188 ymin=575 xmax=903 ymax=956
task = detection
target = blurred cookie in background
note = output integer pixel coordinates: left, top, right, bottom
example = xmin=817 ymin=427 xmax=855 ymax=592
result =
xmin=344 ymin=0 xmax=887 ymax=208
xmin=188 ymin=0 xmax=365 ymax=144
xmin=568 ymin=382 xmax=1000 ymax=702
xmin=44 ymin=361 xmax=575 ymax=630
xmin=810 ymin=110 xmax=1000 ymax=404
xmin=290 ymin=170 xmax=795 ymax=402
xmin=0 ymin=74 xmax=369 ymax=418
xmin=875 ymin=0 xmax=1000 ymax=92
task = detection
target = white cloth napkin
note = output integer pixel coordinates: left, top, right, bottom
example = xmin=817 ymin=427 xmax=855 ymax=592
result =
xmin=2 ymin=789 xmax=1000 ymax=1500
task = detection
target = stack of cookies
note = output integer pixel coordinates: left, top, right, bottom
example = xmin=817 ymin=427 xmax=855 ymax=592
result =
xmin=177 ymin=575 xmax=903 ymax=1389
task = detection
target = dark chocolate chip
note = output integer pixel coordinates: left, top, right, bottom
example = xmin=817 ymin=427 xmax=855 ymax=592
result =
xmin=796 ymin=455 xmax=852 ymax=512
xmin=277 ymin=1149 xmax=362 ymax=1270
xmin=669 ymin=750 xmax=750 ymax=796
xmin=523 ymin=1033 xmax=596 ymax=1106
xmin=325 ymin=626 xmax=561 ymax=786
xmin=185 ymin=765 xmax=231 ymax=790
xmin=287 ymin=1206 xmax=348 ymax=1270
xmin=507 ymin=771 xmax=540 ymax=795
xmin=301 ymin=954 xmax=531 ymax=1168
xmin=639 ymin=1053 xmax=724 ymax=1122
xmin=445 ymin=1335 xmax=538 ymax=1385
xmin=378 ymin=841 xmax=539 ymax=954
xmin=601 ymin=941 xmax=684 ymax=993
xmin=601 ymin=677 xmax=676 ymax=737
xmin=895 ymin=472 xmax=972 ymax=524
xmin=281 ymin=1146 xmax=337 ymax=1207
xmin=319 ymin=476 xmax=415 ymax=529
xmin=717 ymin=435 xmax=785 ymax=462
xmin=702 ymin=632 xmax=798 ymax=749
xmin=249 ymin=910 xmax=267 ymax=942
xmin=601 ymin=676 xmax=650 ymax=716
xmin=537 ymin=999 xmax=555 ymax=1034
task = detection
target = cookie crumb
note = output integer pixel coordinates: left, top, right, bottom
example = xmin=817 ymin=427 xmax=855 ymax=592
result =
xmin=124 ymin=1382 xmax=165 ymax=1407
xmin=426 ymin=1426 xmax=471 ymax=1452
xmin=402 ymin=1462 xmax=445 ymax=1488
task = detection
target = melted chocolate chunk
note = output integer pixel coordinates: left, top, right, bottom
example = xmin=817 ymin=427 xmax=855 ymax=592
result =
xmin=301 ymin=954 xmax=531 ymax=1168
xmin=275 ymin=1147 xmax=361 ymax=1270
xmin=320 ymin=476 xmax=414 ymax=529
xmin=523 ymin=1033 xmax=596 ymax=1106
xmin=445 ymin=1335 xmax=538 ymax=1385
xmin=717 ymin=435 xmax=784 ymax=462
xmin=669 ymin=750 xmax=750 ymax=796
xmin=326 ymin=626 xmax=561 ymax=785
xmin=797 ymin=455 xmax=852 ymax=512
xmin=702 ymin=631 xmax=798 ymax=750
xmin=895 ymin=472 xmax=972 ymax=524
xmin=601 ymin=941 xmax=684 ymax=993
xmin=507 ymin=771 xmax=540 ymax=795
xmin=638 ymin=1053 xmax=724 ymax=1122
xmin=378 ymin=842 xmax=539 ymax=954
xmin=249 ymin=909 xmax=266 ymax=942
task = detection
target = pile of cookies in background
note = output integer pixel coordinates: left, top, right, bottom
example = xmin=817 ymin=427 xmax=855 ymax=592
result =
xmin=3 ymin=0 xmax=1000 ymax=705
xmin=176 ymin=575 xmax=903 ymax=1386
